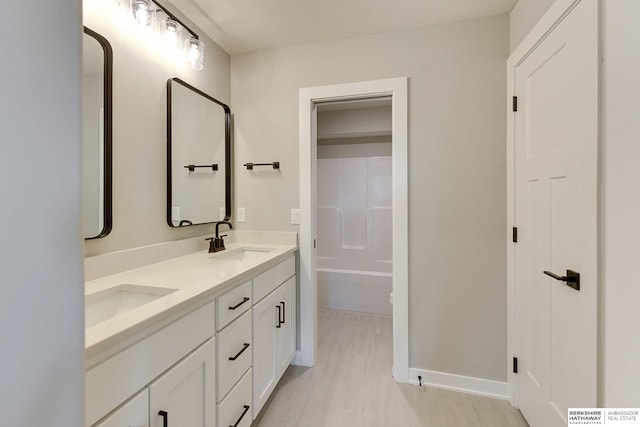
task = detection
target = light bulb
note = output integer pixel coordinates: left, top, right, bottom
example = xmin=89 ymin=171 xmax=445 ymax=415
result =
xmin=131 ymin=0 xmax=152 ymax=27
xmin=165 ymin=19 xmax=178 ymax=32
xmin=185 ymin=37 xmax=204 ymax=70
xmin=163 ymin=18 xmax=183 ymax=59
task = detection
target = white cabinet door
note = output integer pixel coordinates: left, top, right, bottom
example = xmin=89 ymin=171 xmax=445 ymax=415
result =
xmin=149 ymin=338 xmax=215 ymax=427
xmin=252 ymin=291 xmax=278 ymax=418
xmin=94 ymin=389 xmax=149 ymax=427
xmin=275 ymin=276 xmax=296 ymax=378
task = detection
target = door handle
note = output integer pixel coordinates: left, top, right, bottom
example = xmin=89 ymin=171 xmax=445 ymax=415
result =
xmin=230 ymin=405 xmax=250 ymax=427
xmin=158 ymin=410 xmax=168 ymax=427
xmin=228 ymin=297 xmax=250 ymax=310
xmin=229 ymin=343 xmax=250 ymax=361
xmin=276 ymin=304 xmax=282 ymax=328
xmin=543 ymin=269 xmax=580 ymax=291
xmin=279 ymin=301 xmax=285 ymax=325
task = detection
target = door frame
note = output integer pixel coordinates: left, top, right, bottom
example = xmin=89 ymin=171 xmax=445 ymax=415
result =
xmin=297 ymin=77 xmax=409 ymax=382
xmin=507 ymin=0 xmax=588 ymax=407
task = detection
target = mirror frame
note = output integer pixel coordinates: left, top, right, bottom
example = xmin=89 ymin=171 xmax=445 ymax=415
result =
xmin=83 ymin=26 xmax=113 ymax=239
xmin=166 ymin=77 xmax=231 ymax=227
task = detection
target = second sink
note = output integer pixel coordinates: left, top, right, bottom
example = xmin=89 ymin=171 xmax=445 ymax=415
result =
xmin=211 ymin=247 xmax=274 ymax=261
xmin=86 ymin=284 xmax=177 ymax=328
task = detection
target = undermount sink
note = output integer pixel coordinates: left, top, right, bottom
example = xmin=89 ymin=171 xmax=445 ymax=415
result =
xmin=212 ymin=247 xmax=274 ymax=261
xmin=86 ymin=284 xmax=177 ymax=328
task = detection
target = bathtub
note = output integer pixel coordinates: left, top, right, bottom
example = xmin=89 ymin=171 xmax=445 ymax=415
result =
xmin=317 ymin=268 xmax=392 ymax=315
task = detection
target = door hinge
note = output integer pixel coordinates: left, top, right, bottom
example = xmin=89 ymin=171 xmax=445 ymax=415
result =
xmin=512 ymin=96 xmax=518 ymax=112
xmin=513 ymin=357 xmax=518 ymax=374
xmin=512 ymin=227 xmax=518 ymax=243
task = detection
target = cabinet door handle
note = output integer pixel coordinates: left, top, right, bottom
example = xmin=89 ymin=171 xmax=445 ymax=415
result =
xmin=230 ymin=405 xmax=250 ymax=427
xmin=228 ymin=296 xmax=250 ymax=310
xmin=229 ymin=343 xmax=250 ymax=361
xmin=276 ymin=304 xmax=282 ymax=328
xmin=158 ymin=410 xmax=168 ymax=427
xmin=279 ymin=301 xmax=285 ymax=325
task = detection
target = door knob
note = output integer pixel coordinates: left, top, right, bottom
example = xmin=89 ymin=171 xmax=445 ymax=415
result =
xmin=543 ymin=269 xmax=580 ymax=291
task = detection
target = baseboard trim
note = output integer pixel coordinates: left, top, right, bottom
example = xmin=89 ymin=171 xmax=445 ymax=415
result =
xmin=291 ymin=350 xmax=311 ymax=367
xmin=409 ymin=368 xmax=509 ymax=401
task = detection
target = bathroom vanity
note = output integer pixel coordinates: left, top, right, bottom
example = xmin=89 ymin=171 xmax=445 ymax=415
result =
xmin=84 ymin=237 xmax=297 ymax=427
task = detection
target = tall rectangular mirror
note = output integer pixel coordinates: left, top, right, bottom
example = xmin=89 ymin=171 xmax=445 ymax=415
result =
xmin=83 ymin=27 xmax=113 ymax=239
xmin=167 ymin=78 xmax=231 ymax=227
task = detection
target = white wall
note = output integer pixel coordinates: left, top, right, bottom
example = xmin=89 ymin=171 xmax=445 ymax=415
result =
xmin=509 ymin=0 xmax=556 ymax=53
xmin=232 ymin=15 xmax=509 ymax=381
xmin=0 ymin=1 xmax=84 ymax=425
xmin=83 ymin=0 xmax=231 ymax=257
xmin=601 ymin=0 xmax=640 ymax=407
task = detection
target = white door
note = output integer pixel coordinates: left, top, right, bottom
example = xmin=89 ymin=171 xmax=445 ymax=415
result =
xmin=149 ymin=338 xmax=215 ymax=427
xmin=514 ymin=1 xmax=598 ymax=426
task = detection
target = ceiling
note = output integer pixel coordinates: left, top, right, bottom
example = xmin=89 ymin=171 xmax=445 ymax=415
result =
xmin=167 ymin=0 xmax=518 ymax=55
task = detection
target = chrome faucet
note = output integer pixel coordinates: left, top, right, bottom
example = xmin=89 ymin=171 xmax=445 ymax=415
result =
xmin=206 ymin=220 xmax=233 ymax=253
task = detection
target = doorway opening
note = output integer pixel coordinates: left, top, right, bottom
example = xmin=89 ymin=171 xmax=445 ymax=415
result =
xmin=316 ymin=97 xmax=393 ymax=316
xmin=298 ymin=77 xmax=408 ymax=382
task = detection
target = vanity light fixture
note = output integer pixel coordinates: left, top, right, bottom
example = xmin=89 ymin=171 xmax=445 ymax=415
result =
xmin=127 ymin=0 xmax=204 ymax=70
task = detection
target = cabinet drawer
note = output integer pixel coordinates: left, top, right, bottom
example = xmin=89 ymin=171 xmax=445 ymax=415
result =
xmin=217 ymin=280 xmax=252 ymax=330
xmin=217 ymin=310 xmax=252 ymax=402
xmin=253 ymin=256 xmax=295 ymax=303
xmin=218 ymin=369 xmax=252 ymax=427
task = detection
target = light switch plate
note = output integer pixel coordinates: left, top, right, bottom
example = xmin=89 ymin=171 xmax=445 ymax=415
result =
xmin=291 ymin=208 xmax=300 ymax=225
xmin=237 ymin=207 xmax=246 ymax=223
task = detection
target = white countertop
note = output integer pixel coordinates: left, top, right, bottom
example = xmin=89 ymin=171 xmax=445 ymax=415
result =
xmin=85 ymin=242 xmax=296 ymax=358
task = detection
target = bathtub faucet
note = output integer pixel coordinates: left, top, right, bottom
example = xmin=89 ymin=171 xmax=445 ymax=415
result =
xmin=206 ymin=220 xmax=233 ymax=253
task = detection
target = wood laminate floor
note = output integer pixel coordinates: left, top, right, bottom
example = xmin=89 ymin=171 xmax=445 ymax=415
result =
xmin=252 ymin=309 xmax=529 ymax=427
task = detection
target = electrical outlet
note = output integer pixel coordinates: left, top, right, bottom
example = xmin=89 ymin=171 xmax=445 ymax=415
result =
xmin=291 ymin=208 xmax=300 ymax=225
xmin=237 ymin=207 xmax=246 ymax=223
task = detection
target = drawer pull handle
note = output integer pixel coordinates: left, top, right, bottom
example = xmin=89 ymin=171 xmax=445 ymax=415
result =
xmin=276 ymin=304 xmax=282 ymax=328
xmin=229 ymin=343 xmax=250 ymax=361
xmin=230 ymin=405 xmax=250 ymax=427
xmin=228 ymin=297 xmax=250 ymax=310
xmin=159 ymin=410 xmax=168 ymax=427
xmin=280 ymin=301 xmax=285 ymax=325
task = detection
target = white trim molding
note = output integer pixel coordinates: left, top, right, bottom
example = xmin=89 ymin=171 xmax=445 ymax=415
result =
xmin=409 ymin=368 xmax=510 ymax=401
xmin=298 ymin=77 xmax=409 ymax=382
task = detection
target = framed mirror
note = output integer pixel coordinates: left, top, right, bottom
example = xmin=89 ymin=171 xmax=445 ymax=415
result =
xmin=167 ymin=78 xmax=231 ymax=227
xmin=83 ymin=27 xmax=112 ymax=239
